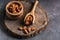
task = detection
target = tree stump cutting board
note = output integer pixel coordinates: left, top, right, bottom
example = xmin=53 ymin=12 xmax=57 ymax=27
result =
xmin=4 ymin=1 xmax=48 ymax=38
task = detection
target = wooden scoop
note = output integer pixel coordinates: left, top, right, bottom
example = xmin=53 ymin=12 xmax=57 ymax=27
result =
xmin=24 ymin=0 xmax=38 ymax=25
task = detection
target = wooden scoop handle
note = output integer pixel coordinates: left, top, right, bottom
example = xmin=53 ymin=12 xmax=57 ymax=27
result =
xmin=31 ymin=0 xmax=38 ymax=13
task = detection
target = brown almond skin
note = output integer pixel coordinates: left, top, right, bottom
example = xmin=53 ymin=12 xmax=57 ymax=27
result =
xmin=24 ymin=15 xmax=33 ymax=26
xmin=28 ymin=27 xmax=31 ymax=32
xmin=12 ymin=3 xmax=16 ymax=13
xmin=25 ymin=21 xmax=30 ymax=25
xmin=31 ymin=27 xmax=36 ymax=31
xmin=18 ymin=27 xmax=23 ymax=31
xmin=23 ymin=26 xmax=27 ymax=29
xmin=24 ymin=29 xmax=28 ymax=34
xmin=23 ymin=26 xmax=28 ymax=34
xmin=8 ymin=3 xmax=22 ymax=13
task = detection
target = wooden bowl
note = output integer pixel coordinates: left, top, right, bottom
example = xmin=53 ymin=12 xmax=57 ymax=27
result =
xmin=6 ymin=1 xmax=23 ymax=19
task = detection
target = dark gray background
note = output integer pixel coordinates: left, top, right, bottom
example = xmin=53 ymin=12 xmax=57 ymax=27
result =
xmin=0 ymin=0 xmax=60 ymax=40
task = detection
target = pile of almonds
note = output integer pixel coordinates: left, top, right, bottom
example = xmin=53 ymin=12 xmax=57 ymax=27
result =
xmin=8 ymin=3 xmax=22 ymax=13
xmin=18 ymin=26 xmax=36 ymax=34
xmin=24 ymin=15 xmax=33 ymax=26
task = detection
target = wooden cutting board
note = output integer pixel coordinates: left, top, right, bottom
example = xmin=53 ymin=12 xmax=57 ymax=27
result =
xmin=3 ymin=1 xmax=48 ymax=38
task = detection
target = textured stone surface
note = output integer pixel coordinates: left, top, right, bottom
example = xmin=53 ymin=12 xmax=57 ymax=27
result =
xmin=0 ymin=0 xmax=60 ymax=40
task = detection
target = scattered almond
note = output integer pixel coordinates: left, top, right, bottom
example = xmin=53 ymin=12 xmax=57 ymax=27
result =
xmin=28 ymin=27 xmax=31 ymax=32
xmin=31 ymin=27 xmax=36 ymax=31
xmin=18 ymin=26 xmax=23 ymax=31
xmin=23 ymin=26 xmax=28 ymax=34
